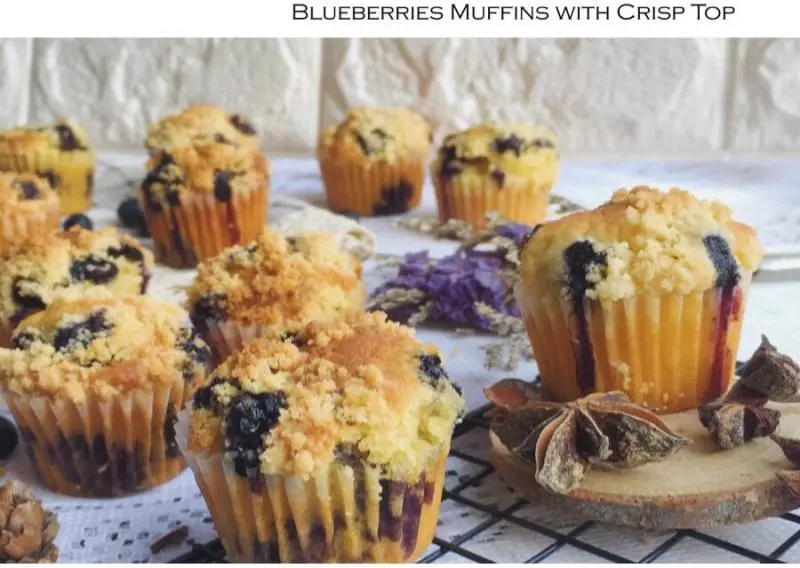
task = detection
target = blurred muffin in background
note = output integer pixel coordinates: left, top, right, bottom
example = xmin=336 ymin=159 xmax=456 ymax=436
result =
xmin=145 ymin=104 xmax=259 ymax=155
xmin=318 ymin=107 xmax=431 ymax=217
xmin=431 ymin=122 xmax=558 ymax=229
xmin=0 ymin=172 xmax=60 ymax=257
xmin=0 ymin=118 xmax=95 ymax=215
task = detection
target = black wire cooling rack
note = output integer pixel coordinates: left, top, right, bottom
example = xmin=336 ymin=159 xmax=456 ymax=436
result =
xmin=170 ymin=403 xmax=800 ymax=564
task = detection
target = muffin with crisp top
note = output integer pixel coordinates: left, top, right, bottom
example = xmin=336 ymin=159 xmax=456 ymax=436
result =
xmin=517 ymin=186 xmax=764 ymax=413
xmin=0 ymin=290 xmax=210 ymax=496
xmin=431 ymin=122 xmax=558 ymax=229
xmin=187 ymin=229 xmax=365 ymax=362
xmin=0 ymin=227 xmax=153 ymax=347
xmin=145 ymin=104 xmax=259 ymax=155
xmin=317 ymin=107 xmax=431 ymax=217
xmin=0 ymin=118 xmax=95 ymax=214
xmin=140 ymin=142 xmax=269 ymax=268
xmin=183 ymin=311 xmax=464 ymax=562
xmin=0 ymin=172 xmax=60 ymax=256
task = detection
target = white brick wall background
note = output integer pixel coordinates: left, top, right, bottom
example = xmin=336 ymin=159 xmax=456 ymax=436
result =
xmin=1 ymin=38 xmax=799 ymax=157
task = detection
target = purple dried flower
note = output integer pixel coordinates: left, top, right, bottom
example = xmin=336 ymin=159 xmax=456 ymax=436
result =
xmin=493 ymin=223 xmax=534 ymax=249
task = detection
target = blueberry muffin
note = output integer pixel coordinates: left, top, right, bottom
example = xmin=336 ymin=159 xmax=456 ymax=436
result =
xmin=145 ymin=104 xmax=259 ymax=155
xmin=187 ymin=230 xmax=365 ymax=362
xmin=517 ymin=186 xmax=764 ymax=413
xmin=0 ymin=118 xmax=95 ymax=214
xmin=431 ymin=122 xmax=558 ymax=229
xmin=0 ymin=290 xmax=211 ymax=496
xmin=0 ymin=172 xmax=60 ymax=256
xmin=182 ymin=312 xmax=464 ymax=562
xmin=140 ymin=142 xmax=269 ymax=268
xmin=0 ymin=227 xmax=153 ymax=347
xmin=317 ymin=107 xmax=431 ymax=217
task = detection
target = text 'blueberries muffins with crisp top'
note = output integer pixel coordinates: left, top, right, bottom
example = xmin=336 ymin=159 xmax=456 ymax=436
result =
xmin=0 ymin=172 xmax=60 ymax=257
xmin=431 ymin=122 xmax=558 ymax=230
xmin=0 ymin=289 xmax=211 ymax=496
xmin=317 ymin=107 xmax=431 ymax=217
xmin=517 ymin=186 xmax=764 ymax=413
xmin=180 ymin=312 xmax=465 ymax=562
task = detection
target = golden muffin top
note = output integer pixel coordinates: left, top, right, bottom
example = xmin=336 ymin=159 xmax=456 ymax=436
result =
xmin=187 ymin=230 xmax=365 ymax=329
xmin=317 ymin=107 xmax=431 ymax=165
xmin=0 ymin=227 xmax=154 ymax=325
xmin=140 ymin=143 xmax=269 ymax=211
xmin=430 ymin=122 xmax=557 ymax=187
xmin=0 ymin=289 xmax=210 ymax=402
xmin=0 ymin=118 xmax=93 ymax=154
xmin=145 ymin=104 xmax=259 ymax=154
xmin=520 ymin=186 xmax=764 ymax=301
xmin=0 ymin=172 xmax=58 ymax=209
xmin=188 ymin=311 xmax=464 ymax=480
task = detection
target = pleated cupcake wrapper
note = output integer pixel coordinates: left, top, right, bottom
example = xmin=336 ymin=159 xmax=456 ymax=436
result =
xmin=139 ymin=181 xmax=268 ymax=269
xmin=194 ymin=318 xmax=272 ymax=365
xmin=0 ymin=200 xmax=61 ymax=257
xmin=433 ymin=174 xmax=552 ymax=230
xmin=0 ymin=139 xmax=95 ymax=214
xmin=183 ymin=441 xmax=448 ymax=563
xmin=3 ymin=379 xmax=190 ymax=497
xmin=319 ymin=154 xmax=425 ymax=217
xmin=516 ymin=273 xmax=753 ymax=413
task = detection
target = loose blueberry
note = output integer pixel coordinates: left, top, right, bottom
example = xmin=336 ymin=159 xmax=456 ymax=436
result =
xmin=53 ymin=310 xmax=113 ymax=352
xmin=0 ymin=416 xmax=19 ymax=460
xmin=63 ymin=214 xmax=93 ymax=231
xmin=117 ymin=198 xmax=147 ymax=232
xmin=703 ymin=235 xmax=740 ymax=290
xmin=70 ymin=256 xmax=119 ymax=285
xmin=230 ymin=115 xmax=256 ymax=136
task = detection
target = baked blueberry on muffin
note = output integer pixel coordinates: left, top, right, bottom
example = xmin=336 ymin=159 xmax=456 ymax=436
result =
xmin=517 ymin=186 xmax=764 ymax=413
xmin=0 ymin=290 xmax=210 ymax=496
xmin=0 ymin=172 xmax=60 ymax=256
xmin=145 ymin=104 xmax=259 ymax=155
xmin=139 ymin=142 xmax=269 ymax=268
xmin=0 ymin=118 xmax=95 ymax=214
xmin=317 ymin=107 xmax=431 ymax=217
xmin=0 ymin=227 xmax=153 ymax=347
xmin=431 ymin=122 xmax=558 ymax=229
xmin=183 ymin=312 xmax=464 ymax=562
xmin=187 ymin=229 xmax=365 ymax=362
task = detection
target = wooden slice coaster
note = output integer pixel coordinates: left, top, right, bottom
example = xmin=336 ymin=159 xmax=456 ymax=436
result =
xmin=491 ymin=402 xmax=800 ymax=531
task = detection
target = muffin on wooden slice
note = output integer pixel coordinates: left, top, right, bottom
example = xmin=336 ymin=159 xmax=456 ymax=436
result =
xmin=0 ymin=227 xmax=153 ymax=347
xmin=517 ymin=186 xmax=764 ymax=413
xmin=318 ymin=107 xmax=431 ymax=217
xmin=0 ymin=290 xmax=211 ymax=496
xmin=183 ymin=312 xmax=465 ymax=562
xmin=145 ymin=104 xmax=259 ymax=155
xmin=139 ymin=142 xmax=269 ymax=268
xmin=0 ymin=118 xmax=95 ymax=214
xmin=0 ymin=172 xmax=60 ymax=257
xmin=431 ymin=122 xmax=558 ymax=229
xmin=187 ymin=229 xmax=365 ymax=362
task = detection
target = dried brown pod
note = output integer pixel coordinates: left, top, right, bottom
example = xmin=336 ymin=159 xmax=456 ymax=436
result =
xmin=737 ymin=335 xmax=800 ymax=401
xmin=699 ymin=398 xmax=780 ymax=450
xmin=0 ymin=479 xmax=58 ymax=563
xmin=772 ymin=434 xmax=800 ymax=467
xmin=488 ymin=389 xmax=689 ymax=495
xmin=776 ymin=470 xmax=800 ymax=499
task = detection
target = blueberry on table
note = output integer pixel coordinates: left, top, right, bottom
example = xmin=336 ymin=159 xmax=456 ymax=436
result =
xmin=0 ymin=416 xmax=19 ymax=460
xmin=63 ymin=213 xmax=93 ymax=231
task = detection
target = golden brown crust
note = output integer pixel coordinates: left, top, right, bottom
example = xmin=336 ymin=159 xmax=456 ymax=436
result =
xmin=187 ymin=230 xmax=365 ymax=329
xmin=145 ymin=104 xmax=259 ymax=154
xmin=0 ymin=118 xmax=93 ymax=155
xmin=0 ymin=172 xmax=59 ymax=211
xmin=0 ymin=289 xmax=210 ymax=401
xmin=0 ymin=227 xmax=154 ymax=322
xmin=317 ymin=107 xmax=431 ymax=165
xmin=520 ymin=186 xmax=765 ymax=300
xmin=188 ymin=312 xmax=464 ymax=480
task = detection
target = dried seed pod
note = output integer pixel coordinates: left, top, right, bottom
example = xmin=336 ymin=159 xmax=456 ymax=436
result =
xmin=0 ymin=479 xmax=58 ymax=563
xmin=702 ymin=404 xmax=780 ymax=449
xmin=738 ymin=335 xmax=800 ymax=401
xmin=777 ymin=470 xmax=800 ymax=499
xmin=772 ymin=434 xmax=800 ymax=467
xmin=483 ymin=378 xmax=542 ymax=411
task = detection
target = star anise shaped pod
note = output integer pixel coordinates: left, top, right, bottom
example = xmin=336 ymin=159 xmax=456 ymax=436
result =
xmin=698 ymin=335 xmax=799 ymax=449
xmin=485 ymin=379 xmax=689 ymax=494
xmin=0 ymin=479 xmax=59 ymax=563
xmin=772 ymin=435 xmax=800 ymax=499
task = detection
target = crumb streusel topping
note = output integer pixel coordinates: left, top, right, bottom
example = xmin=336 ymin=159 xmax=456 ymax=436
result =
xmin=431 ymin=122 xmax=557 ymax=185
xmin=0 ymin=227 xmax=154 ymax=325
xmin=0 ymin=118 xmax=92 ymax=153
xmin=317 ymin=107 xmax=431 ymax=165
xmin=145 ymin=104 xmax=259 ymax=154
xmin=188 ymin=230 xmax=365 ymax=329
xmin=0 ymin=289 xmax=210 ymax=401
xmin=188 ymin=311 xmax=464 ymax=480
xmin=520 ymin=186 xmax=765 ymax=300
xmin=0 ymin=172 xmax=58 ymax=208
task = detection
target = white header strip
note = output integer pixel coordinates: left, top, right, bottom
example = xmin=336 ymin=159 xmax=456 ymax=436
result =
xmin=5 ymin=0 xmax=798 ymax=37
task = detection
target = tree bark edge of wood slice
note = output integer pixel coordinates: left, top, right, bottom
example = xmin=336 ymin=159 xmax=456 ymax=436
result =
xmin=490 ymin=402 xmax=800 ymax=531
